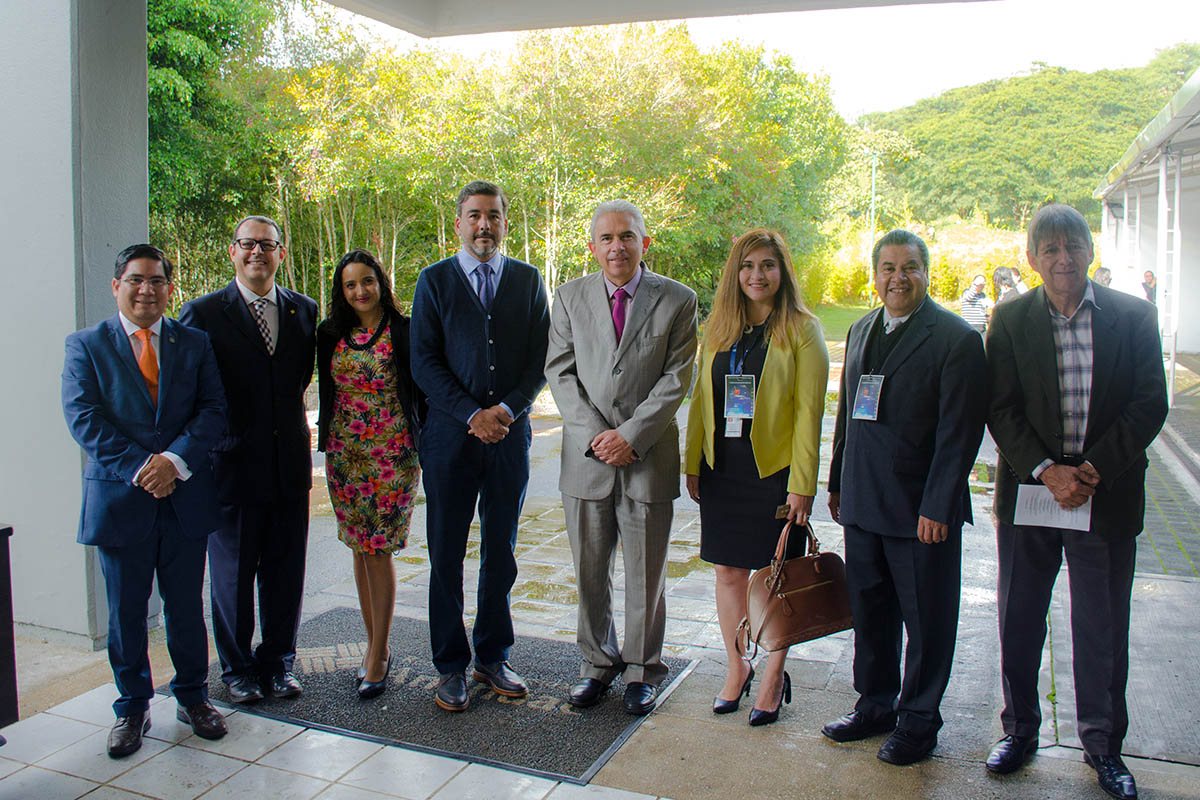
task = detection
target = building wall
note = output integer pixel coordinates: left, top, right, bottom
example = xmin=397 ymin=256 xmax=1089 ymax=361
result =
xmin=0 ymin=0 xmax=148 ymax=645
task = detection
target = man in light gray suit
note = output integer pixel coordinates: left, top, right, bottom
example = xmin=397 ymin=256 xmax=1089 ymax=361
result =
xmin=545 ymin=200 xmax=698 ymax=715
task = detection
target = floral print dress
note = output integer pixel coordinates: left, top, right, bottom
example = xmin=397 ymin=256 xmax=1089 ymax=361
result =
xmin=325 ymin=325 xmax=420 ymax=554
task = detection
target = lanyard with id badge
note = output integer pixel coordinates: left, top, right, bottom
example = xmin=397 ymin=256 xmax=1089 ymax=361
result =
xmin=724 ymin=328 xmax=763 ymax=437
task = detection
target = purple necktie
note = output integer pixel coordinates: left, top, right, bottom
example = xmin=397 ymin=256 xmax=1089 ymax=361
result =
xmin=612 ymin=287 xmax=628 ymax=342
xmin=476 ymin=262 xmax=494 ymax=309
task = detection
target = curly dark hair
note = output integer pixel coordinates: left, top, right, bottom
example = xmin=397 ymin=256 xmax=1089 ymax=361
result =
xmin=328 ymin=249 xmax=400 ymax=340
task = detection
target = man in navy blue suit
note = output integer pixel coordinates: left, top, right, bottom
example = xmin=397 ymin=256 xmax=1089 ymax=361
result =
xmin=825 ymin=230 xmax=988 ymax=765
xmin=181 ymin=216 xmax=318 ymax=703
xmin=410 ymin=181 xmax=550 ymax=711
xmin=63 ymin=244 xmax=229 ymax=757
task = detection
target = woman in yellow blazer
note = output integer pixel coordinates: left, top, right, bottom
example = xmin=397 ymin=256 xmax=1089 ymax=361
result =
xmin=685 ymin=228 xmax=829 ymax=726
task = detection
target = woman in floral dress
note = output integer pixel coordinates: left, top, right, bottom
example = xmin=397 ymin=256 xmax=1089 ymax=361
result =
xmin=317 ymin=249 xmax=423 ymax=699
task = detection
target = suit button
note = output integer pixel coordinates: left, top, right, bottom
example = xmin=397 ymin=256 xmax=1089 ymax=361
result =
xmin=613 ymin=367 xmax=622 ymax=375
xmin=489 ymin=339 xmax=494 ymax=344
xmin=614 ymin=400 xmax=622 ymax=407
xmin=489 ymin=390 xmax=495 ymax=395
xmin=489 ymin=365 xmax=495 ymax=371
xmin=273 ymin=430 xmax=279 ymax=437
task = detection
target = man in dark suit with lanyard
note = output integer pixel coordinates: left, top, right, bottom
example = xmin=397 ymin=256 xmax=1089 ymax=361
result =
xmin=825 ymin=229 xmax=988 ymax=765
xmin=410 ymin=181 xmax=550 ymax=711
xmin=984 ymin=204 xmax=1167 ymax=800
xmin=63 ymin=244 xmax=229 ymax=756
xmin=181 ymin=215 xmax=318 ymax=703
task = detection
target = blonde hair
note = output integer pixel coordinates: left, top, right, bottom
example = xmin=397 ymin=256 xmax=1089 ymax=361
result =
xmin=705 ymin=228 xmax=814 ymax=352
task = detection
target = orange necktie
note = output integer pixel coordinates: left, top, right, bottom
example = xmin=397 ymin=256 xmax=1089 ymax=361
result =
xmin=134 ymin=329 xmax=159 ymax=405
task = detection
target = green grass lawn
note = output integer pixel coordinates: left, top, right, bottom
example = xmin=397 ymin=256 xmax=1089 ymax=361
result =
xmin=813 ymin=303 xmax=870 ymax=342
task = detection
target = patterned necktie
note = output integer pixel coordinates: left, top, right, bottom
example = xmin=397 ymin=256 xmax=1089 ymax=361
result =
xmin=612 ymin=287 xmax=628 ymax=342
xmin=476 ymin=262 xmax=494 ymax=310
xmin=134 ymin=329 xmax=158 ymax=405
xmin=251 ymin=297 xmax=275 ymax=354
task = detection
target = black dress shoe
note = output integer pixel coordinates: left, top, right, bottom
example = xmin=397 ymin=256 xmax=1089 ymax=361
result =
xmin=985 ymin=734 xmax=1038 ymax=774
xmin=623 ymin=682 xmax=658 ymax=716
xmin=435 ymin=671 xmax=469 ymax=711
xmin=107 ymin=713 xmax=150 ymax=758
xmin=1085 ymin=754 xmax=1138 ymax=800
xmin=358 ymin=653 xmax=392 ymax=700
xmin=225 ymin=676 xmax=264 ymax=704
xmin=821 ymin=710 xmax=898 ymax=742
xmin=176 ymin=702 xmax=228 ymax=740
xmin=877 ymin=728 xmax=937 ymax=765
xmin=473 ymin=660 xmax=528 ymax=698
xmin=567 ymin=678 xmax=609 ymax=708
xmin=269 ymin=671 xmax=303 ymax=698
xmin=356 ymin=661 xmax=367 ymax=686
xmin=748 ymin=671 xmax=791 ymax=726
xmin=713 ymin=665 xmax=754 ymax=714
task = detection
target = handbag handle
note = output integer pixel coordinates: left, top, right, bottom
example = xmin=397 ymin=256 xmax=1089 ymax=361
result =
xmin=770 ymin=519 xmax=820 ymax=564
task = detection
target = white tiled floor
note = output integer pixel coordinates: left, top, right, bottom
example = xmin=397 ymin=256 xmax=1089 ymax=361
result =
xmin=0 ymin=684 xmax=675 ymax=800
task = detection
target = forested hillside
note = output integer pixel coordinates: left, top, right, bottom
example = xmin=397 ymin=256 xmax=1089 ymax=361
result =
xmin=862 ymin=45 xmax=1200 ymax=229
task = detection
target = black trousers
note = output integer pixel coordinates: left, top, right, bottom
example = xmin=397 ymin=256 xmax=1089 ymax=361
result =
xmin=209 ymin=495 xmax=310 ymax=682
xmin=419 ymin=413 xmax=531 ymax=674
xmin=844 ymin=524 xmax=962 ymax=737
xmin=996 ymin=521 xmax=1136 ymax=756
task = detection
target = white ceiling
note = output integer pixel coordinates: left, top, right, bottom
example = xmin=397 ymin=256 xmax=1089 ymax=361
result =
xmin=324 ymin=0 xmax=984 ymax=38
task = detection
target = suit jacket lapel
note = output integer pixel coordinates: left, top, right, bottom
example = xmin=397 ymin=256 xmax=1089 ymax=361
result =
xmin=156 ymin=318 xmax=178 ymax=419
xmin=846 ymin=308 xmax=877 ymax=384
xmin=1086 ymin=292 xmax=1120 ymax=444
xmin=1022 ymin=287 xmax=1062 ymax=435
xmin=105 ymin=316 xmax=155 ymax=411
xmin=581 ymin=273 xmax=619 ymax=351
xmin=273 ymin=288 xmax=293 ymax=357
xmin=880 ymin=300 xmax=933 ymax=374
xmin=221 ymin=280 xmax=270 ymax=356
xmin=614 ymin=269 xmax=661 ymax=362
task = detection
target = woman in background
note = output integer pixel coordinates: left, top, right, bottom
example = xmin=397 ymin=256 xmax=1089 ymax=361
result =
xmin=684 ymin=229 xmax=829 ymax=726
xmin=318 ymin=249 xmax=422 ymax=699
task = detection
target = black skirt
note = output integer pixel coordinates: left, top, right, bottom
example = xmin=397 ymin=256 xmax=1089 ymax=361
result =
xmin=698 ymin=325 xmax=805 ymax=570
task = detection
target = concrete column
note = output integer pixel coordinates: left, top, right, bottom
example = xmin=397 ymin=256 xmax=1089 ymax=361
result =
xmin=0 ymin=0 xmax=148 ymax=647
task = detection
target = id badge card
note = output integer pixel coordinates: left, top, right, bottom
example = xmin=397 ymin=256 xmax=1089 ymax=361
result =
xmin=724 ymin=374 xmax=755 ymax=437
xmin=852 ymin=374 xmax=884 ymax=421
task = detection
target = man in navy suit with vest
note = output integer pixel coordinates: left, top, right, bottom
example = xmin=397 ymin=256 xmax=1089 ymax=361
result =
xmin=181 ymin=216 xmax=318 ymax=703
xmin=63 ymin=244 xmax=229 ymax=757
xmin=825 ymin=230 xmax=988 ymax=765
xmin=410 ymin=180 xmax=550 ymax=711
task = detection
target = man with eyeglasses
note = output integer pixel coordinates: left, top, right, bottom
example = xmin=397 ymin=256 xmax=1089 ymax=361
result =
xmin=63 ymin=244 xmax=229 ymax=756
xmin=181 ymin=216 xmax=318 ymax=704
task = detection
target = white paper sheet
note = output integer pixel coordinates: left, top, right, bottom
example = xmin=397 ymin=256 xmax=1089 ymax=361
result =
xmin=1014 ymin=484 xmax=1092 ymax=532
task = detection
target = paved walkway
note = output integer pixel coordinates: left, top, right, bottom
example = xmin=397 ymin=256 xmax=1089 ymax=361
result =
xmin=5 ymin=354 xmax=1200 ymax=799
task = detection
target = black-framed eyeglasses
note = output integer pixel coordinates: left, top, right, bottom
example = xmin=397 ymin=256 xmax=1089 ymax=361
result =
xmin=233 ymin=238 xmax=282 ymax=252
xmin=121 ymin=276 xmax=169 ymax=289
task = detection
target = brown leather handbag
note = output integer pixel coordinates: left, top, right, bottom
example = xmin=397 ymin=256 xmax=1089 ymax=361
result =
xmin=736 ymin=521 xmax=854 ymax=656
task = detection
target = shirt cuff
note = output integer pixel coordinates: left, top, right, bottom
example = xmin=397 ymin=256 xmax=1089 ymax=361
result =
xmin=499 ymin=402 xmax=514 ymax=420
xmin=161 ymin=452 xmax=191 ymax=481
xmin=468 ymin=408 xmax=483 ymax=425
xmin=1032 ymin=459 xmax=1055 ymax=480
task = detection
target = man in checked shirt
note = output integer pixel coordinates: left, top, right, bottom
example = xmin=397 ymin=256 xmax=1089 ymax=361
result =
xmin=984 ymin=204 xmax=1168 ymax=800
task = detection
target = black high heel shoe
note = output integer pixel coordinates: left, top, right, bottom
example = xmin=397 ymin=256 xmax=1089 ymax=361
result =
xmin=355 ymin=661 xmax=367 ymax=686
xmin=357 ymin=652 xmax=392 ymax=699
xmin=713 ymin=665 xmax=754 ymax=714
xmin=748 ymin=671 xmax=791 ymax=726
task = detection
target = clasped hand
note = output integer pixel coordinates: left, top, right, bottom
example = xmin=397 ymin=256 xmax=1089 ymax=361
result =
xmin=1041 ymin=462 xmax=1100 ymax=509
xmin=591 ymin=429 xmax=635 ymax=466
xmin=136 ymin=453 xmax=177 ymax=499
xmin=469 ymin=405 xmax=513 ymax=444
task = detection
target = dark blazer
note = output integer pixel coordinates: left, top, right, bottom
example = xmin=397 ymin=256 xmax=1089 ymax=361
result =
xmin=180 ymin=280 xmax=318 ymax=503
xmin=987 ymin=283 xmax=1168 ymax=538
xmin=316 ymin=309 xmax=424 ymax=452
xmin=410 ymin=255 xmax=550 ymax=425
xmin=829 ymin=298 xmax=988 ymax=535
xmin=62 ymin=316 xmax=226 ymax=546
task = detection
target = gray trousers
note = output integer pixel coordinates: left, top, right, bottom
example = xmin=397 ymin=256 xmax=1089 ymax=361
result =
xmin=563 ymin=491 xmax=673 ymax=686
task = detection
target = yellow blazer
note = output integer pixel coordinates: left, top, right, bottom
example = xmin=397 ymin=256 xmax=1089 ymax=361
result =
xmin=684 ymin=314 xmax=829 ymax=496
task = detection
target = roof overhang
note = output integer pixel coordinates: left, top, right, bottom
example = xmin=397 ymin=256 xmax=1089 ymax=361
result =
xmin=1096 ymin=67 xmax=1200 ymax=199
xmin=323 ymin=0 xmax=987 ymax=39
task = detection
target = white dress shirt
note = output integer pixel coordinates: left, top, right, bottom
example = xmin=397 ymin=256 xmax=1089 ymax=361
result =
xmin=235 ymin=276 xmax=280 ymax=347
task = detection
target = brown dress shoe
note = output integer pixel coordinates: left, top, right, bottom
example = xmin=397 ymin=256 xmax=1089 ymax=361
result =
xmin=107 ymin=713 xmax=150 ymax=758
xmin=176 ymin=701 xmax=228 ymax=740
